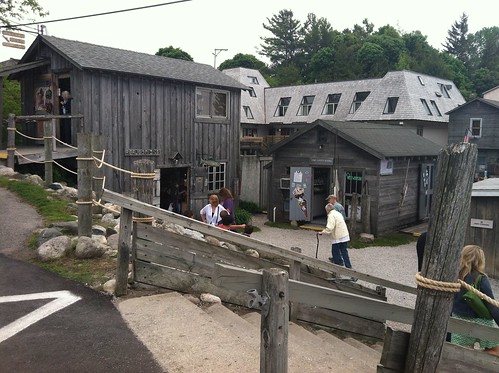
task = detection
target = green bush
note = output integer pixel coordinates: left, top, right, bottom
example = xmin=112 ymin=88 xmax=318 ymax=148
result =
xmin=238 ymin=200 xmax=261 ymax=214
xmin=235 ymin=208 xmax=252 ymax=225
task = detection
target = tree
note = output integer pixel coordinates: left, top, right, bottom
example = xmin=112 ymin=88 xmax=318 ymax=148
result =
xmin=218 ymin=53 xmax=268 ymax=71
xmin=155 ymin=46 xmax=193 ymax=61
xmin=442 ymin=13 xmax=470 ymax=63
xmin=0 ymin=0 xmax=47 ymax=26
xmin=308 ymin=47 xmax=336 ymax=83
xmin=260 ymin=9 xmax=303 ymax=67
xmin=357 ymin=42 xmax=386 ymax=77
xmin=301 ymin=13 xmax=335 ymax=58
xmin=468 ymin=27 xmax=499 ymax=72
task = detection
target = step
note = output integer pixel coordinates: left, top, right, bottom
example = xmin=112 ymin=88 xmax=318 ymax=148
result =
xmin=117 ymin=292 xmax=259 ymax=373
xmin=343 ymin=336 xmax=382 ymax=364
xmin=204 ymin=304 xmax=259 ymax=345
xmin=243 ymin=312 xmax=373 ymax=372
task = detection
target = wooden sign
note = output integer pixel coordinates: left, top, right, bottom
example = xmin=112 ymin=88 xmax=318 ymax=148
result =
xmin=470 ymin=218 xmax=494 ymax=229
xmin=2 ymin=30 xmax=26 ymax=49
xmin=2 ymin=30 xmax=24 ymax=38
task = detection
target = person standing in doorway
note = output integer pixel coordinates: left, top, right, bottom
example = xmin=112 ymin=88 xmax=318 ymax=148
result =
xmin=319 ymin=203 xmax=353 ymax=270
xmin=326 ymin=194 xmax=346 ymax=219
xmin=59 ymin=90 xmax=72 ymax=144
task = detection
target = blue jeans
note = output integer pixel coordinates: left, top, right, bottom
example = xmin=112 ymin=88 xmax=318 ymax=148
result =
xmin=332 ymin=241 xmax=352 ymax=269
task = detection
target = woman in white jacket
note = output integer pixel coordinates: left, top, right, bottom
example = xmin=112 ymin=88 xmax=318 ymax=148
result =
xmin=320 ymin=203 xmax=352 ymax=268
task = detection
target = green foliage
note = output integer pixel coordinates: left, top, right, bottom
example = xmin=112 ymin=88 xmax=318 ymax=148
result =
xmin=238 ymin=200 xmax=262 ymax=214
xmin=235 ymin=208 xmax=252 ymax=225
xmin=0 ymin=0 xmax=47 ymax=26
xmin=218 ymin=53 xmax=267 ymax=71
xmin=0 ymin=176 xmax=76 ymax=222
xmin=155 ymin=46 xmax=193 ymax=61
xmin=264 ymin=221 xmax=300 ymax=230
xmin=37 ymin=257 xmax=116 ymax=286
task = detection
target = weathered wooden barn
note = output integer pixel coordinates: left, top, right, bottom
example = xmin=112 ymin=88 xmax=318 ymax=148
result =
xmin=9 ymin=35 xmax=247 ymax=215
xmin=266 ymin=120 xmax=442 ymax=235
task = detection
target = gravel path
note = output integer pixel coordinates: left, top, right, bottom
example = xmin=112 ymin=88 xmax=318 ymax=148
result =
xmin=250 ymin=213 xmax=499 ymax=327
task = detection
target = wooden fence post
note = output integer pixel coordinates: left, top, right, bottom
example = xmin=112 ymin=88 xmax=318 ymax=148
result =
xmin=43 ymin=120 xmax=53 ymax=186
xmin=6 ymin=114 xmax=15 ymax=169
xmin=115 ymin=207 xmax=133 ymax=296
xmin=289 ymin=247 xmax=301 ymax=322
xmin=349 ymin=192 xmax=359 ymax=236
xmin=260 ymin=268 xmax=289 ymax=373
xmin=132 ymin=159 xmax=155 ymax=222
xmin=405 ymin=143 xmax=478 ymax=373
xmin=91 ymin=134 xmax=104 ymax=201
xmin=77 ymin=132 xmax=93 ymax=238
xmin=361 ymin=194 xmax=371 ymax=234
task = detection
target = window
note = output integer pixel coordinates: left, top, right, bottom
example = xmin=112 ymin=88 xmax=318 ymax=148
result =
xmin=322 ymin=94 xmax=341 ymax=115
xmin=248 ymin=88 xmax=257 ymax=97
xmin=274 ymin=97 xmax=291 ymax=117
xmin=470 ymin=118 xmax=482 ymax=138
xmin=243 ymin=128 xmax=257 ymax=137
xmin=196 ymin=88 xmax=229 ymax=118
xmin=297 ymin=95 xmax=315 ymax=116
xmin=383 ymin=97 xmax=399 ymax=114
xmin=421 ymin=99 xmax=432 ymax=115
xmin=418 ymin=76 xmax=425 ymax=85
xmin=430 ymin=100 xmax=441 ymax=116
xmin=344 ymin=170 xmax=363 ymax=219
xmin=248 ymin=76 xmax=259 ymax=85
xmin=207 ymin=162 xmax=226 ymax=190
xmin=417 ymin=125 xmax=424 ymax=136
xmin=349 ymin=91 xmax=370 ymax=113
xmin=243 ymin=106 xmax=254 ymax=119
xmin=439 ymin=83 xmax=450 ymax=98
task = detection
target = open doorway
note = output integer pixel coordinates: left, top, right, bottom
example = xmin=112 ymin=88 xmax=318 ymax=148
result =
xmin=312 ymin=167 xmax=331 ymax=221
xmin=57 ymin=76 xmax=72 ymax=144
xmin=160 ymin=167 xmax=189 ymax=214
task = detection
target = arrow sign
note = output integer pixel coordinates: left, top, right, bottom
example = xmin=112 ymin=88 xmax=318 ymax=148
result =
xmin=0 ymin=290 xmax=81 ymax=343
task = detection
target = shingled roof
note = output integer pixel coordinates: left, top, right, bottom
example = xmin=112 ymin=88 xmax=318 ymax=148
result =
xmin=21 ymin=35 xmax=247 ymax=90
xmin=269 ymin=120 xmax=442 ymax=159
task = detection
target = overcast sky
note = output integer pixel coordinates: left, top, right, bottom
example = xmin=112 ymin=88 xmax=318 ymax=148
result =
xmin=1 ymin=0 xmax=497 ymax=68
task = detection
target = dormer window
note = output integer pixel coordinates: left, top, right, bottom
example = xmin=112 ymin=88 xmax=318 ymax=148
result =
xmin=248 ymin=88 xmax=257 ymax=97
xmin=349 ymin=91 xmax=370 ymax=113
xmin=418 ymin=76 xmax=425 ymax=86
xmin=439 ymin=83 xmax=450 ymax=98
xmin=243 ymin=106 xmax=254 ymax=119
xmin=297 ymin=95 xmax=315 ymax=116
xmin=421 ymin=99 xmax=432 ymax=115
xmin=322 ymin=94 xmax=341 ymax=115
xmin=248 ymin=76 xmax=259 ymax=85
xmin=274 ymin=97 xmax=291 ymax=117
xmin=430 ymin=100 xmax=442 ymax=116
xmin=383 ymin=97 xmax=399 ymax=114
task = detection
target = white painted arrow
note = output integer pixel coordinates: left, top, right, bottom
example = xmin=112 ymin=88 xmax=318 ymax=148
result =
xmin=0 ymin=290 xmax=81 ymax=343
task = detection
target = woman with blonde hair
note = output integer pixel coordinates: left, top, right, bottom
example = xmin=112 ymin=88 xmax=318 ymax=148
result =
xmin=451 ymin=245 xmax=499 ymax=356
xmin=200 ymin=194 xmax=226 ymax=226
xmin=219 ymin=187 xmax=235 ymax=223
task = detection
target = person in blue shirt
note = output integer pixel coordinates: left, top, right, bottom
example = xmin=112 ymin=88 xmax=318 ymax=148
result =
xmin=451 ymin=245 xmax=499 ymax=357
xmin=325 ymin=194 xmax=346 ymax=219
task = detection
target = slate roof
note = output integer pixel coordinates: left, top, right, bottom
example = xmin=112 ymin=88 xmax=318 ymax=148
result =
xmin=269 ymin=120 xmax=442 ymax=159
xmin=472 ymin=177 xmax=499 ymax=197
xmin=21 ymin=35 xmax=247 ymax=90
xmin=446 ymin=97 xmax=499 ymax=114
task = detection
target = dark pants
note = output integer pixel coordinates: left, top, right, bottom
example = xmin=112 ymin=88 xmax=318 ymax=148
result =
xmin=332 ymin=241 xmax=352 ymax=268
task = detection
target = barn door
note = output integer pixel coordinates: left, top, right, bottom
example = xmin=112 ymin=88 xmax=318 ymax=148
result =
xmin=419 ymin=163 xmax=435 ymax=220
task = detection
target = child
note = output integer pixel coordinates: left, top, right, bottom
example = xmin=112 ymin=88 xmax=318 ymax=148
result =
xmin=218 ymin=214 xmax=246 ymax=231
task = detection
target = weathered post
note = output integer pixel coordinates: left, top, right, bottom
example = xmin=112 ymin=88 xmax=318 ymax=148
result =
xmin=349 ymin=192 xmax=359 ymax=236
xmin=77 ymin=132 xmax=93 ymax=238
xmin=361 ymin=194 xmax=371 ymax=234
xmin=91 ymin=134 xmax=104 ymax=201
xmin=405 ymin=143 xmax=477 ymax=373
xmin=260 ymin=268 xmax=289 ymax=373
xmin=115 ymin=207 xmax=133 ymax=296
xmin=132 ymin=159 xmax=155 ymax=223
xmin=6 ymin=114 xmax=15 ymax=169
xmin=43 ymin=120 xmax=53 ymax=186
xmin=289 ymin=246 xmax=302 ymax=321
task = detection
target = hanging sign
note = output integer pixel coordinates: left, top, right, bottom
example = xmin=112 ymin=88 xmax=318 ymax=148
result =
xmin=470 ymin=218 xmax=493 ymax=229
xmin=2 ymin=30 xmax=25 ymax=49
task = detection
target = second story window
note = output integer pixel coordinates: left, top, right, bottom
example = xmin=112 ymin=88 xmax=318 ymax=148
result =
xmin=274 ymin=97 xmax=291 ymax=117
xmin=439 ymin=83 xmax=451 ymax=98
xmin=383 ymin=97 xmax=399 ymax=114
xmin=297 ymin=95 xmax=315 ymax=116
xmin=470 ymin=118 xmax=482 ymax=138
xmin=196 ymin=88 xmax=229 ymax=119
xmin=322 ymin=93 xmax=341 ymax=115
xmin=248 ymin=88 xmax=257 ymax=97
xmin=430 ymin=100 xmax=442 ymax=116
xmin=248 ymin=76 xmax=259 ymax=85
xmin=243 ymin=106 xmax=254 ymax=119
xmin=349 ymin=91 xmax=370 ymax=113
xmin=421 ymin=99 xmax=432 ymax=115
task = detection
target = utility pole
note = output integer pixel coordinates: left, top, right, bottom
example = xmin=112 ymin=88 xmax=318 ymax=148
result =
xmin=213 ymin=48 xmax=228 ymax=68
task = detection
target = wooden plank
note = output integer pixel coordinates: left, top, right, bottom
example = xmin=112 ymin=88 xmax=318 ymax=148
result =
xmin=102 ymin=188 xmax=415 ymax=294
xmin=116 ymin=208 xmax=133 ymax=296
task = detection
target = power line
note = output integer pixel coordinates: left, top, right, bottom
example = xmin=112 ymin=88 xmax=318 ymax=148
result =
xmin=3 ymin=0 xmax=192 ymax=28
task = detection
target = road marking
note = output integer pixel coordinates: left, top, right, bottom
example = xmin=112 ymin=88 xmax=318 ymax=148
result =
xmin=0 ymin=290 xmax=81 ymax=343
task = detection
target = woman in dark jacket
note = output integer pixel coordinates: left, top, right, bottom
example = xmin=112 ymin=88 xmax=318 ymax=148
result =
xmin=451 ymin=245 xmax=499 ymax=356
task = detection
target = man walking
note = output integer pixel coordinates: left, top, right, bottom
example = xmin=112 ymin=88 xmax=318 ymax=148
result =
xmin=326 ymin=194 xmax=346 ymax=219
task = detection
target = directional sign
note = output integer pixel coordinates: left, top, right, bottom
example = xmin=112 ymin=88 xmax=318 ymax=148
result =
xmin=0 ymin=290 xmax=81 ymax=343
xmin=2 ymin=30 xmax=25 ymax=50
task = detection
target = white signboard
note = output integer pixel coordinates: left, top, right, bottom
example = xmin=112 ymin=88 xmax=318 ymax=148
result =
xmin=470 ymin=218 xmax=494 ymax=229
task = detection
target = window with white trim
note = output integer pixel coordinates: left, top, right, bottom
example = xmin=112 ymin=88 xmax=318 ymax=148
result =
xmin=248 ymin=76 xmax=259 ymax=85
xmin=297 ymin=95 xmax=315 ymax=116
xmin=322 ymin=93 xmax=341 ymax=115
xmin=421 ymin=99 xmax=432 ymax=115
xmin=383 ymin=97 xmax=399 ymax=114
xmin=274 ymin=97 xmax=291 ymax=117
xmin=243 ymin=106 xmax=254 ymax=119
xmin=349 ymin=91 xmax=370 ymax=113
xmin=207 ymin=162 xmax=226 ymax=190
xmin=196 ymin=88 xmax=229 ymax=118
xmin=470 ymin=118 xmax=482 ymax=138
xmin=430 ymin=100 xmax=442 ymax=116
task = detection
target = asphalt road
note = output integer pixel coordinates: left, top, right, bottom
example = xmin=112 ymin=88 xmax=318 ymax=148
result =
xmin=0 ymin=187 xmax=164 ymax=372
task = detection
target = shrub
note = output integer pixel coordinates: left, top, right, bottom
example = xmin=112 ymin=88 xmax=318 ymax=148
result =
xmin=238 ymin=200 xmax=261 ymax=214
xmin=235 ymin=208 xmax=252 ymax=225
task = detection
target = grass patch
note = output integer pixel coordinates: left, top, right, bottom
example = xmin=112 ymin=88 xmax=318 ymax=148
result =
xmin=350 ymin=232 xmax=417 ymax=249
xmin=0 ymin=176 xmax=76 ymax=223
xmin=264 ymin=221 xmax=300 ymax=230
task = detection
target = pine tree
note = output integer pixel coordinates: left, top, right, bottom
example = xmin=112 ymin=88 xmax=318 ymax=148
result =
xmin=442 ymin=13 xmax=470 ymax=64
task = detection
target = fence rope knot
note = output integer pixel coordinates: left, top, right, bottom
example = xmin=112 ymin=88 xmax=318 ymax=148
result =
xmin=415 ymin=272 xmax=461 ymax=293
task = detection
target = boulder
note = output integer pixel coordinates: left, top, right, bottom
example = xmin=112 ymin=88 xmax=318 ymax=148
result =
xmin=25 ymin=174 xmax=44 ymax=186
xmin=244 ymin=249 xmax=260 ymax=258
xmin=57 ymin=186 xmax=78 ymax=201
xmin=102 ymin=213 xmax=119 ymax=226
xmin=36 ymin=236 xmax=72 ymax=261
xmin=183 ymin=228 xmax=206 ymax=242
xmin=106 ymin=227 xmax=118 ymax=236
xmin=102 ymin=279 xmax=116 ymax=294
xmin=107 ymin=233 xmax=119 ymax=251
xmin=92 ymin=225 xmax=107 ymax=236
xmin=0 ymin=166 xmax=15 ymax=177
xmin=359 ymin=233 xmax=375 ymax=244
xmin=205 ymin=236 xmax=221 ymax=246
xmin=50 ymin=221 xmax=79 ymax=236
xmin=103 ymin=203 xmax=121 ymax=217
xmin=48 ymin=182 xmax=64 ymax=190
xmin=36 ymin=228 xmax=63 ymax=247
xmin=74 ymin=236 xmax=108 ymax=259
xmin=92 ymin=234 xmax=108 ymax=246
xmin=200 ymin=293 xmax=221 ymax=304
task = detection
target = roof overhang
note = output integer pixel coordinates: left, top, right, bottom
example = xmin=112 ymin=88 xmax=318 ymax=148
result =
xmin=0 ymin=59 xmax=50 ymax=77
